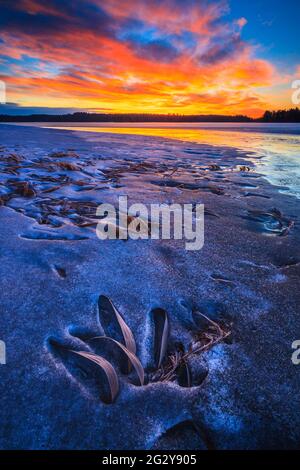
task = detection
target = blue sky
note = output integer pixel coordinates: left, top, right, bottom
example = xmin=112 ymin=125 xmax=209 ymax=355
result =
xmin=228 ymin=0 xmax=300 ymax=69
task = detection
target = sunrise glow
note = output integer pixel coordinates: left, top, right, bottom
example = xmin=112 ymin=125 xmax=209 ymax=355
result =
xmin=0 ymin=0 xmax=299 ymax=117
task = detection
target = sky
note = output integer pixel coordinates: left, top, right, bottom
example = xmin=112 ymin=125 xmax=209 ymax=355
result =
xmin=0 ymin=0 xmax=299 ymax=117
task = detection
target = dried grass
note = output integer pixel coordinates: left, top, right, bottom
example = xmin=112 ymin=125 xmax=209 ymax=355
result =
xmin=54 ymin=161 xmax=80 ymax=171
xmin=67 ymin=296 xmax=231 ymax=404
xmin=150 ymin=313 xmax=230 ymax=383
xmin=10 ymin=181 xmax=36 ymax=197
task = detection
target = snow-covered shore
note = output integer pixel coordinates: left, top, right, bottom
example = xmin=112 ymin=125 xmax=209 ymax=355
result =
xmin=0 ymin=123 xmax=300 ymax=449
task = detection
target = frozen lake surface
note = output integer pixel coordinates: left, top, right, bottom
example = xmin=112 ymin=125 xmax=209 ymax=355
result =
xmin=0 ymin=123 xmax=300 ymax=450
xmin=9 ymin=122 xmax=300 ymax=199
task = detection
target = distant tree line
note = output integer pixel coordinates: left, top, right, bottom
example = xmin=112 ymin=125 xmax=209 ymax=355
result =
xmin=0 ymin=108 xmax=299 ymax=122
xmin=259 ymin=108 xmax=300 ymax=123
xmin=0 ymin=112 xmax=252 ymax=123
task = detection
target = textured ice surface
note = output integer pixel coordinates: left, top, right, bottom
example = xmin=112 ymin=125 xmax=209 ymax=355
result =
xmin=0 ymin=124 xmax=300 ymax=449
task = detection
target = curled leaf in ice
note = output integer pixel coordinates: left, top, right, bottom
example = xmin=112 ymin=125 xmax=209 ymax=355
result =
xmin=71 ymin=350 xmax=119 ymax=404
xmin=152 ymin=308 xmax=169 ymax=368
xmin=89 ymin=336 xmax=144 ymax=386
xmin=98 ymin=295 xmax=136 ymax=356
xmin=10 ymin=180 xmax=36 ymax=197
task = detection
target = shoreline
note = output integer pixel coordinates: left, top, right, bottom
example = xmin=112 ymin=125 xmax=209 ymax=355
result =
xmin=3 ymin=120 xmax=300 ymax=136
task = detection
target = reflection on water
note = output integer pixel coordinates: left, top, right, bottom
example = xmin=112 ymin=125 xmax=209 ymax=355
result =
xmin=34 ymin=122 xmax=300 ymax=199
